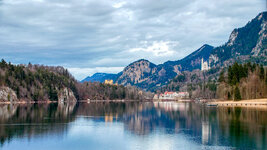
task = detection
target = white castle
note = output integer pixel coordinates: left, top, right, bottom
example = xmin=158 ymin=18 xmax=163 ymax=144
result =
xmin=201 ymin=58 xmax=210 ymax=71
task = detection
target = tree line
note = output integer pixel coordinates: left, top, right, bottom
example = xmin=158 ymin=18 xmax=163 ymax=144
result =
xmin=0 ymin=59 xmax=79 ymax=101
xmin=76 ymin=82 xmax=153 ymax=100
xmin=0 ymin=59 xmax=153 ymax=101
xmin=217 ymin=62 xmax=267 ymax=100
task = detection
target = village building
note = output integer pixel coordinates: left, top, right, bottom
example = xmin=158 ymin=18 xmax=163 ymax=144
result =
xmin=104 ymin=80 xmax=118 ymax=85
xmin=154 ymin=91 xmax=189 ymax=100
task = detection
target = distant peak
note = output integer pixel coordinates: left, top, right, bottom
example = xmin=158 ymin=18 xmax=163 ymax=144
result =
xmin=129 ymin=59 xmax=152 ymax=66
xmin=202 ymin=44 xmax=213 ymax=48
xmin=256 ymin=11 xmax=267 ymax=21
xmin=136 ymin=59 xmax=150 ymax=62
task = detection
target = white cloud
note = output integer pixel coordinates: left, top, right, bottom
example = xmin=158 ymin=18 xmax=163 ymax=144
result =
xmin=129 ymin=41 xmax=177 ymax=56
xmin=0 ymin=0 xmax=265 ymax=80
xmin=112 ymin=1 xmax=127 ymax=8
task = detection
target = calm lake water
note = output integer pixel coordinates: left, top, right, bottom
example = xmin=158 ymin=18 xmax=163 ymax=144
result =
xmin=0 ymin=102 xmax=266 ymax=150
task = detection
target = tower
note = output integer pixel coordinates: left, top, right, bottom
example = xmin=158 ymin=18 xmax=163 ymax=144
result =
xmin=201 ymin=58 xmax=209 ymax=71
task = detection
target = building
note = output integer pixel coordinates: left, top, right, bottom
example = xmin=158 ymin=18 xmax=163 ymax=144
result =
xmin=201 ymin=58 xmax=210 ymax=71
xmin=154 ymin=91 xmax=189 ymax=100
xmin=104 ymin=80 xmax=113 ymax=85
xmin=177 ymin=92 xmax=189 ymax=98
xmin=104 ymin=80 xmax=118 ymax=85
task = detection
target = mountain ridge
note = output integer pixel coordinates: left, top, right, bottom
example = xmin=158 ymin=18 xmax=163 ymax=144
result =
xmin=82 ymin=11 xmax=267 ymax=91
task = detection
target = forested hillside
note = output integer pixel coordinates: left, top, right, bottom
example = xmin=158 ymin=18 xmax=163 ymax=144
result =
xmin=217 ymin=62 xmax=267 ymax=100
xmin=159 ymin=67 xmax=220 ymax=99
xmin=0 ymin=59 xmax=153 ymax=102
xmin=77 ymin=82 xmax=153 ymax=100
xmin=160 ymin=62 xmax=267 ymax=100
xmin=0 ymin=59 xmax=79 ymax=101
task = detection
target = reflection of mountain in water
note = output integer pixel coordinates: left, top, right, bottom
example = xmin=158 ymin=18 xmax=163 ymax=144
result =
xmin=0 ymin=102 xmax=266 ymax=149
xmin=0 ymin=102 xmax=77 ymax=146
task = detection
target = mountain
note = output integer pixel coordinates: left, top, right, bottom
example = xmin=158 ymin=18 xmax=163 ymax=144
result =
xmin=82 ymin=73 xmax=118 ymax=83
xmin=209 ymin=11 xmax=267 ymax=66
xmin=116 ymin=59 xmax=158 ymax=88
xmin=116 ymin=44 xmax=214 ymax=90
xmin=83 ymin=11 xmax=266 ymax=91
xmin=161 ymin=44 xmax=214 ymax=72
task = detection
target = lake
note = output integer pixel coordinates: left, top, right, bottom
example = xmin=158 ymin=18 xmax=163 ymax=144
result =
xmin=0 ymin=102 xmax=266 ymax=150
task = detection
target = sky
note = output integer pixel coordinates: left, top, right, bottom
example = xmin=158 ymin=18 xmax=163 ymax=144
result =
xmin=0 ymin=0 xmax=266 ymax=80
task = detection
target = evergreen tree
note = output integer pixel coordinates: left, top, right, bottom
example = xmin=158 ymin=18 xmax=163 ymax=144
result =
xmin=234 ymin=86 xmax=241 ymax=101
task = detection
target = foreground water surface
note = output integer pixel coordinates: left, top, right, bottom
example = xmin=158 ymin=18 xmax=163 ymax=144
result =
xmin=0 ymin=102 xmax=266 ymax=150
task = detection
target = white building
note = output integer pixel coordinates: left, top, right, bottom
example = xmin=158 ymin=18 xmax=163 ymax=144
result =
xmin=201 ymin=58 xmax=210 ymax=71
xmin=154 ymin=91 xmax=189 ymax=100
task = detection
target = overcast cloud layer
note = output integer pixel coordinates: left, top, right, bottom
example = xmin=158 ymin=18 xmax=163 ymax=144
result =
xmin=0 ymin=0 xmax=266 ymax=80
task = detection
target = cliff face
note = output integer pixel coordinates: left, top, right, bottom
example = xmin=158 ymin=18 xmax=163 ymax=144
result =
xmin=210 ymin=12 xmax=267 ymax=66
xmin=58 ymin=87 xmax=77 ymax=102
xmin=0 ymin=86 xmax=17 ymax=102
xmin=117 ymin=59 xmax=157 ymax=86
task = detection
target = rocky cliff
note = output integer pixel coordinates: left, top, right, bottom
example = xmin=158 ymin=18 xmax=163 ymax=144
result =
xmin=0 ymin=86 xmax=17 ymax=102
xmin=210 ymin=11 xmax=267 ymax=66
xmin=58 ymin=87 xmax=77 ymax=102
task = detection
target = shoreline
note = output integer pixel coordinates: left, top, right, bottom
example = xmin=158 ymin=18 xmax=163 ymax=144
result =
xmin=207 ymin=98 xmax=267 ymax=107
xmin=0 ymin=99 xmax=153 ymax=104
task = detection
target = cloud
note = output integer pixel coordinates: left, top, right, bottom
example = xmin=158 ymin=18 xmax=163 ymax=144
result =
xmin=129 ymin=41 xmax=177 ymax=56
xmin=0 ymin=0 xmax=265 ymax=80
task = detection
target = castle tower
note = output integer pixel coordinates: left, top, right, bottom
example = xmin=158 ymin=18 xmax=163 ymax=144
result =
xmin=201 ymin=58 xmax=209 ymax=71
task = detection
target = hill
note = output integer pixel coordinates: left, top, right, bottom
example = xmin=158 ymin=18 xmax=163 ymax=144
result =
xmin=81 ymin=73 xmax=118 ymax=83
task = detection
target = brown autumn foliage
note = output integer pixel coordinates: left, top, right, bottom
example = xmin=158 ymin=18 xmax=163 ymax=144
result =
xmin=217 ymin=62 xmax=267 ymax=100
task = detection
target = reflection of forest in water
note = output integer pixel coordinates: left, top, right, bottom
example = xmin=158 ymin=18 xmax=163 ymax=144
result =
xmin=0 ymin=102 xmax=266 ymax=149
xmin=0 ymin=102 xmax=77 ymax=145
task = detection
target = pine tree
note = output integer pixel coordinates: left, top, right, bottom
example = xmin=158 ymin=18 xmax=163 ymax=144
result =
xmin=227 ymin=92 xmax=231 ymax=100
xmin=234 ymin=86 xmax=241 ymax=101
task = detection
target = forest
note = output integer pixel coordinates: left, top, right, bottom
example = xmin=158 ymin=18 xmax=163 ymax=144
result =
xmin=0 ymin=59 xmax=152 ymax=102
xmin=159 ymin=67 xmax=220 ymax=99
xmin=77 ymin=82 xmax=153 ymax=100
xmin=159 ymin=62 xmax=267 ymax=101
xmin=217 ymin=62 xmax=267 ymax=100
xmin=0 ymin=59 xmax=79 ymax=101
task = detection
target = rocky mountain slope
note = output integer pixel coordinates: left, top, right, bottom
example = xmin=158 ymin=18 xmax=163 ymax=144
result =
xmin=115 ymin=44 xmax=215 ymax=90
xmin=210 ymin=11 xmax=267 ymax=66
xmin=84 ymin=11 xmax=266 ymax=91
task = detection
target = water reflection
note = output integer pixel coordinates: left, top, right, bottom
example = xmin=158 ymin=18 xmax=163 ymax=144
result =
xmin=0 ymin=102 xmax=266 ymax=150
xmin=0 ymin=102 xmax=77 ymax=145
